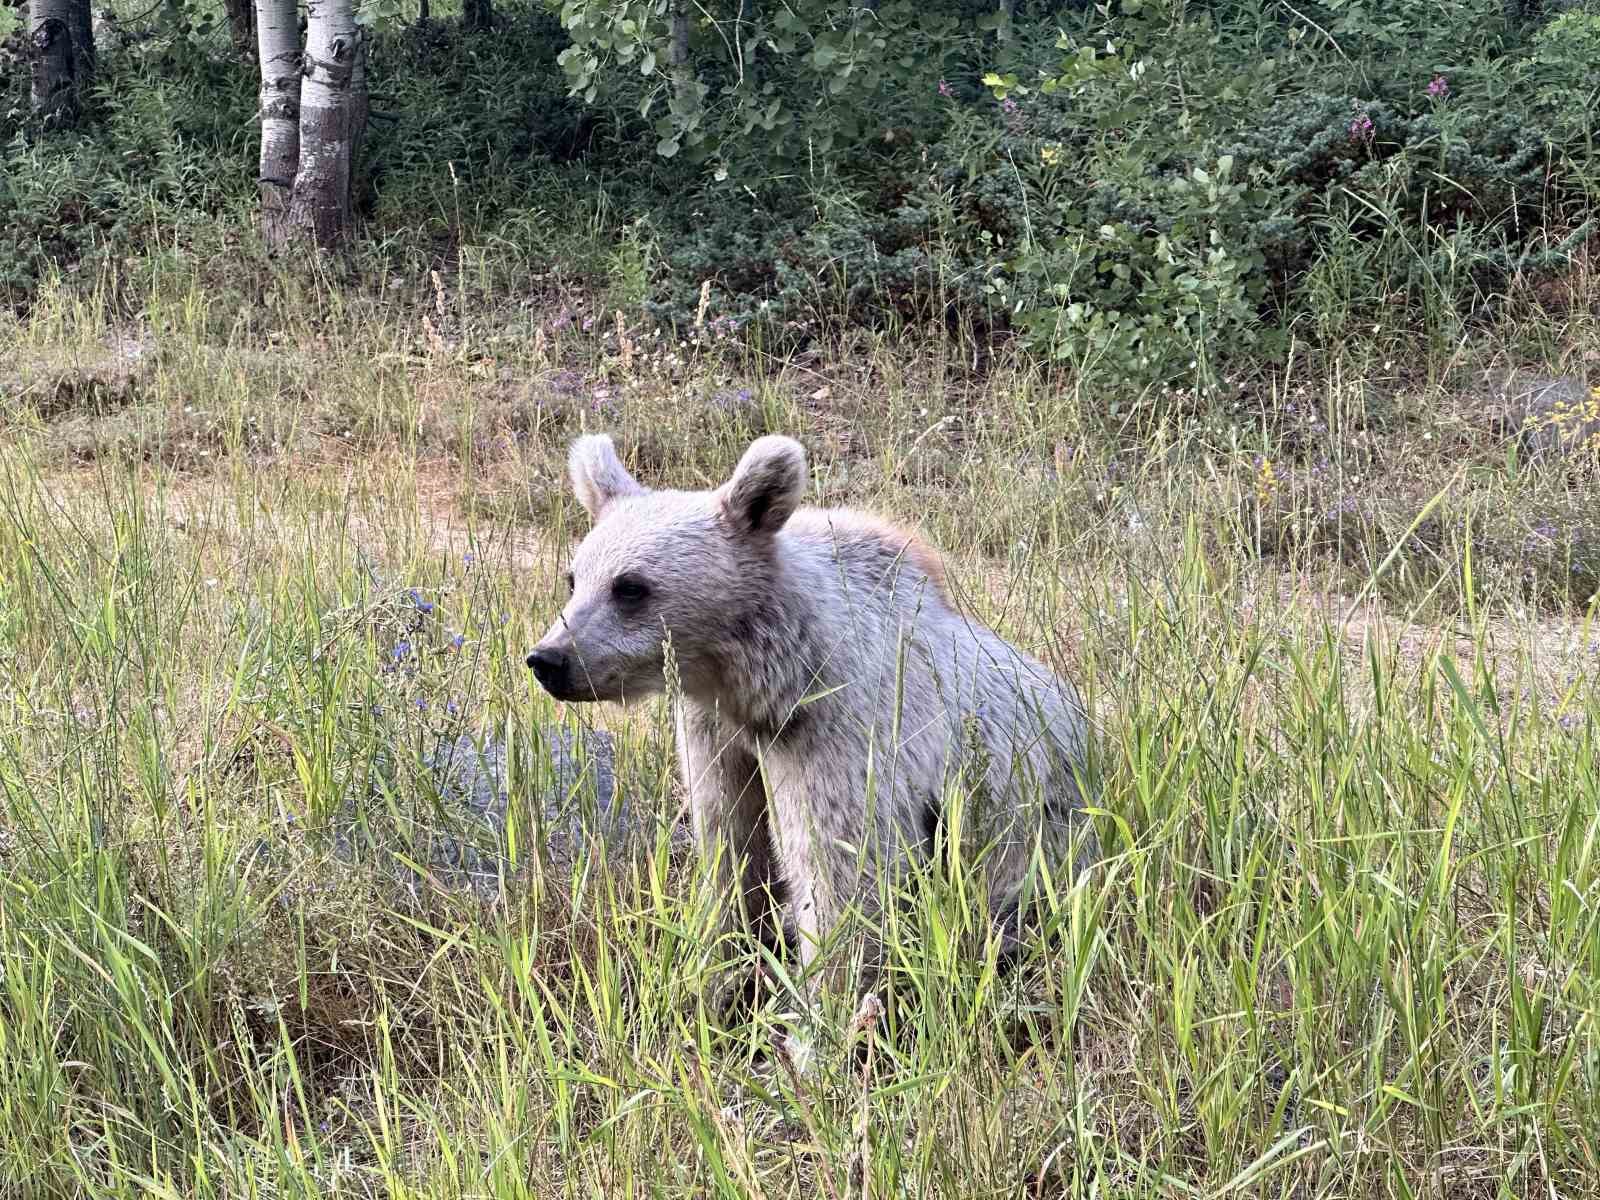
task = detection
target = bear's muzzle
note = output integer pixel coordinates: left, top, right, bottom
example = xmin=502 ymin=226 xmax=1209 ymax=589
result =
xmin=526 ymin=646 xmax=578 ymax=699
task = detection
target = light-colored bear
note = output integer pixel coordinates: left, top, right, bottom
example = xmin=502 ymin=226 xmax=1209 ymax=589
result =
xmin=527 ymin=432 xmax=1097 ymax=1021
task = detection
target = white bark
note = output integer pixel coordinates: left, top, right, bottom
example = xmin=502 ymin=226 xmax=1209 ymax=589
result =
xmin=255 ymin=0 xmax=301 ymax=247
xmin=287 ymin=0 xmax=365 ymax=247
xmin=29 ymin=0 xmax=76 ymax=121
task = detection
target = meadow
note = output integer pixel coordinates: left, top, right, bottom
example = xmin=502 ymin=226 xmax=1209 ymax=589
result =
xmin=2 ymin=250 xmax=1598 ymax=1197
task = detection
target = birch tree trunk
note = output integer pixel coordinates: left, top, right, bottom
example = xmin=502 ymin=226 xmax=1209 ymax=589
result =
xmin=28 ymin=0 xmax=77 ymax=123
xmin=225 ymin=0 xmax=257 ymax=57
xmin=286 ymin=0 xmax=366 ymax=247
xmin=256 ymin=0 xmax=301 ymax=248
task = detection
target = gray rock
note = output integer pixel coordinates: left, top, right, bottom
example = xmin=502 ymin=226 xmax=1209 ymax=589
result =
xmin=245 ymin=723 xmax=690 ymax=905
xmin=1488 ymin=373 xmax=1600 ymax=460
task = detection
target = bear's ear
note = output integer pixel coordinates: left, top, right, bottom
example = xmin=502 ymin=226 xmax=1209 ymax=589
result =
xmin=718 ymin=435 xmax=807 ymax=536
xmin=568 ymin=434 xmax=645 ymax=521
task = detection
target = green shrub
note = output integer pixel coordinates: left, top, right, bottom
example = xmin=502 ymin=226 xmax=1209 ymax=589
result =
xmin=1522 ymin=5 xmax=1600 ymax=151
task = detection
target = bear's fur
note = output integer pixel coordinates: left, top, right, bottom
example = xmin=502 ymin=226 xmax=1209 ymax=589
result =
xmin=527 ymin=433 xmax=1097 ymax=1015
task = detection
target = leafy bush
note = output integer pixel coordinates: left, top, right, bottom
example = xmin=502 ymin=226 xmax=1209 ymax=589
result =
xmin=936 ymin=0 xmax=1596 ymax=382
xmin=623 ymin=0 xmax=1597 ymax=382
xmin=1522 ymin=5 xmax=1600 ymax=150
xmin=1 ymin=27 xmax=258 ymax=297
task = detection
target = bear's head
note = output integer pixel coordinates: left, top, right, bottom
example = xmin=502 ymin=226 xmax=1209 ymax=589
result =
xmin=526 ymin=432 xmax=808 ymax=704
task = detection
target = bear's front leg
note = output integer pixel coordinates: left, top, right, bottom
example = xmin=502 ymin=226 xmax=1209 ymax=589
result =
xmin=675 ymin=702 xmax=785 ymax=1020
xmin=766 ymin=751 xmax=887 ymax=1016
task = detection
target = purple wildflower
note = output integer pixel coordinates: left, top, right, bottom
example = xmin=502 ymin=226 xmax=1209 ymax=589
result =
xmin=463 ymin=551 xmax=476 ymax=567
xmin=938 ymin=79 xmax=953 ymax=99
xmin=449 ymin=631 xmax=465 ymax=650
xmin=446 ymin=699 xmax=460 ymax=715
xmin=1349 ymin=112 xmax=1374 ymax=143
xmin=415 ymin=697 xmax=429 ymax=711
xmin=392 ymin=641 xmax=412 ymax=661
xmin=408 ymin=589 xmax=435 ymax=615
xmin=1426 ymin=76 xmax=1449 ymax=99
xmin=1524 ymin=520 xmax=1559 ymax=554
xmin=548 ymin=369 xmax=584 ymax=397
xmin=712 ymin=386 xmax=756 ymax=411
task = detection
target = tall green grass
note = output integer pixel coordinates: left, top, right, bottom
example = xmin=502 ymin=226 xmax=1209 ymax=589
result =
xmin=1 ymin=262 xmax=1598 ymax=1197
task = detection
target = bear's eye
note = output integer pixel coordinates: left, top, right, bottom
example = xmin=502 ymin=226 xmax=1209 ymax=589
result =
xmin=611 ymin=574 xmax=651 ymax=607
xmin=565 ymin=571 xmax=575 ymax=596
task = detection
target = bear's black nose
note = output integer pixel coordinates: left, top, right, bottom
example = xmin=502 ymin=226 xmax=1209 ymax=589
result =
xmin=526 ymin=647 xmax=569 ymax=692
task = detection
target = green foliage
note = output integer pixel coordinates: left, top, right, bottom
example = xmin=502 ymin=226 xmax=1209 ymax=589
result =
xmin=942 ymin=0 xmax=1597 ymax=383
xmin=550 ymin=0 xmax=985 ymax=164
xmin=5 ymin=0 xmax=1600 ymax=394
xmin=1522 ymin=5 xmax=1600 ymax=148
xmin=976 ymin=144 xmax=1279 ymax=389
xmin=1289 ymin=0 xmax=1523 ymax=72
xmin=0 ymin=33 xmax=257 ymax=295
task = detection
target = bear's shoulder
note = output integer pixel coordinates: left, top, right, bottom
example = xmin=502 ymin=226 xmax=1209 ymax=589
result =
xmin=784 ymin=507 xmax=950 ymax=600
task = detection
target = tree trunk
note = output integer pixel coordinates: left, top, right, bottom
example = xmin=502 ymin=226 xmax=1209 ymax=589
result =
xmin=996 ymin=0 xmax=1014 ymax=45
xmin=463 ymin=0 xmax=491 ymax=32
xmin=225 ymin=0 xmax=257 ymax=57
xmin=28 ymin=0 xmax=77 ymax=123
xmin=346 ymin=14 xmax=370 ymax=217
xmin=286 ymin=0 xmax=365 ymax=248
xmin=670 ymin=0 xmax=693 ymax=113
xmin=65 ymin=0 xmax=95 ymax=91
xmin=255 ymin=0 xmax=301 ymax=248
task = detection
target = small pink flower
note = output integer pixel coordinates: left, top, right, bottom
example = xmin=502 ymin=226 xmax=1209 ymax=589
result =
xmin=938 ymin=79 xmax=953 ymax=99
xmin=1349 ymin=112 xmax=1374 ymax=143
xmin=1426 ymin=75 xmax=1449 ymax=99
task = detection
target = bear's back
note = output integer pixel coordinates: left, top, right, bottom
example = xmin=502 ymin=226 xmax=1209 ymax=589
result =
xmin=781 ymin=507 xmax=952 ymax=610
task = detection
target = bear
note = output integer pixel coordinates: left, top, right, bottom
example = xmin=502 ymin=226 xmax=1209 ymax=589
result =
xmin=526 ymin=432 xmax=1098 ymax=1029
